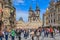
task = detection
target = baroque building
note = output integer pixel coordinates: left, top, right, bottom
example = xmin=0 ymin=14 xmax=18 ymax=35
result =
xmin=0 ymin=0 xmax=16 ymax=31
xmin=43 ymin=0 xmax=60 ymax=27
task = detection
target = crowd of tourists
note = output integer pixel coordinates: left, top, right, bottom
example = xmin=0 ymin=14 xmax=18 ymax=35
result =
xmin=0 ymin=25 xmax=60 ymax=40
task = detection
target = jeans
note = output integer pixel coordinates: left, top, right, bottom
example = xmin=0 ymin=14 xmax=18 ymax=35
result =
xmin=0 ymin=36 xmax=2 ymax=40
xmin=19 ymin=36 xmax=21 ymax=40
xmin=51 ymin=32 xmax=53 ymax=38
xmin=32 ymin=36 xmax=34 ymax=40
xmin=5 ymin=35 xmax=8 ymax=40
xmin=11 ymin=36 xmax=14 ymax=40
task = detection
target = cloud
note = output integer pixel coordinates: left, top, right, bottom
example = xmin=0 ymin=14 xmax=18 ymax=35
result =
xmin=13 ymin=0 xmax=25 ymax=5
xmin=17 ymin=0 xmax=24 ymax=3
xmin=16 ymin=10 xmax=28 ymax=22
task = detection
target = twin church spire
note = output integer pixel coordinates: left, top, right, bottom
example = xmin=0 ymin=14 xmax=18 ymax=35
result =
xmin=29 ymin=3 xmax=40 ymax=12
xmin=28 ymin=2 xmax=40 ymax=22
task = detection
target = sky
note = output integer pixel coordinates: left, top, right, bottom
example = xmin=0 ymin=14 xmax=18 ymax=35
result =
xmin=12 ymin=0 xmax=50 ymax=22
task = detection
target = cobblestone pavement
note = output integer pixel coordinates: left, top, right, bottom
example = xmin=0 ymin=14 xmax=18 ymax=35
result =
xmin=2 ymin=33 xmax=60 ymax=40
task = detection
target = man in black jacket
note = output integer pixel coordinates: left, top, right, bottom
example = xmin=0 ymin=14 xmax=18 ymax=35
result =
xmin=16 ymin=29 xmax=21 ymax=40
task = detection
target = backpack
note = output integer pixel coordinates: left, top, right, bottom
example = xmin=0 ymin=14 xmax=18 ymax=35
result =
xmin=50 ymin=28 xmax=53 ymax=33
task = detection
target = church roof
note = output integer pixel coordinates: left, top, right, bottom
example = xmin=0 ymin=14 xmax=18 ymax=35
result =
xmin=19 ymin=17 xmax=24 ymax=22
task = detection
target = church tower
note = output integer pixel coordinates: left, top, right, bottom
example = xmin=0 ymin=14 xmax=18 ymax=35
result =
xmin=28 ymin=5 xmax=34 ymax=22
xmin=35 ymin=3 xmax=40 ymax=22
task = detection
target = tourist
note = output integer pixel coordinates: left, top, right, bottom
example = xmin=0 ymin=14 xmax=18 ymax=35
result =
xmin=24 ymin=30 xmax=29 ymax=39
xmin=36 ymin=29 xmax=40 ymax=40
xmin=45 ymin=28 xmax=49 ymax=37
xmin=39 ymin=27 xmax=42 ymax=36
xmin=5 ymin=30 xmax=9 ymax=40
xmin=17 ymin=29 xmax=21 ymax=40
xmin=11 ymin=29 xmax=16 ymax=40
xmin=41 ymin=27 xmax=45 ymax=37
xmin=50 ymin=25 xmax=54 ymax=38
xmin=0 ymin=30 xmax=3 ymax=40
xmin=34 ymin=29 xmax=37 ymax=36
xmin=30 ymin=30 xmax=34 ymax=40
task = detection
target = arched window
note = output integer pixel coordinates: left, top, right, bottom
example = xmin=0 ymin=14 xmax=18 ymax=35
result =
xmin=54 ymin=19 xmax=55 ymax=23
xmin=58 ymin=16 xmax=60 ymax=21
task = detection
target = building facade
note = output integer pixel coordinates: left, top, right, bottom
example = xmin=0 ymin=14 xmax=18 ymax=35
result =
xmin=16 ymin=17 xmax=27 ymax=29
xmin=0 ymin=0 xmax=16 ymax=31
xmin=43 ymin=0 xmax=60 ymax=27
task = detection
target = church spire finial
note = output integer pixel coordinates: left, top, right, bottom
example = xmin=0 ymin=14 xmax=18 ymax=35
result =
xmin=46 ymin=8 xmax=49 ymax=13
xmin=36 ymin=1 xmax=40 ymax=11
xmin=50 ymin=0 xmax=55 ymax=4
xmin=29 ymin=4 xmax=33 ymax=11
xmin=50 ymin=0 xmax=55 ymax=6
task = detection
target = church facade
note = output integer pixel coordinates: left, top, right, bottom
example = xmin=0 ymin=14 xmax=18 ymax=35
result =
xmin=28 ymin=4 xmax=40 ymax=22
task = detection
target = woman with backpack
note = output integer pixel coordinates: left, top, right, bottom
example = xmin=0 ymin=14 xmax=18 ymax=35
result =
xmin=50 ymin=26 xmax=54 ymax=38
xmin=36 ymin=29 xmax=40 ymax=40
xmin=4 ymin=30 xmax=9 ymax=40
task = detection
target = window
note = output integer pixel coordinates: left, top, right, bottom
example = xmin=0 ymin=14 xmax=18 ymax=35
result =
xmin=54 ymin=13 xmax=55 ymax=16
xmin=58 ymin=16 xmax=60 ymax=21
xmin=49 ymin=14 xmax=50 ymax=18
xmin=51 ymin=14 xmax=52 ymax=17
xmin=33 ymin=17 xmax=35 ymax=21
xmin=49 ymin=20 xmax=50 ymax=23
xmin=54 ymin=19 xmax=55 ymax=23
xmin=58 ymin=7 xmax=60 ymax=12
xmin=51 ymin=20 xmax=52 ymax=23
